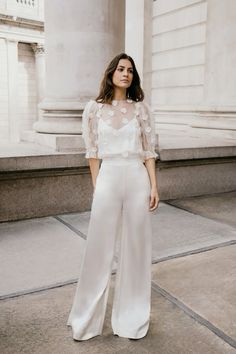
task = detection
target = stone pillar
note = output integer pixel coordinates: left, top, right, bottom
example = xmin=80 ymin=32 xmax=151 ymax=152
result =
xmin=192 ymin=0 xmax=236 ymax=138
xmin=31 ymin=43 xmax=45 ymax=118
xmin=125 ymin=0 xmax=145 ymax=79
xmin=125 ymin=0 xmax=152 ymax=103
xmin=33 ymin=0 xmax=125 ymax=151
xmin=6 ymin=39 xmax=19 ymax=142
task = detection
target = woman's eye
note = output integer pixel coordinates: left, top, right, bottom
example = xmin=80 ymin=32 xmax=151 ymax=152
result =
xmin=117 ymin=67 xmax=133 ymax=73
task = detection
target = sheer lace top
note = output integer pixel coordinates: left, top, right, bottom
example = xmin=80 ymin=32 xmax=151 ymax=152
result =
xmin=82 ymin=98 xmax=158 ymax=161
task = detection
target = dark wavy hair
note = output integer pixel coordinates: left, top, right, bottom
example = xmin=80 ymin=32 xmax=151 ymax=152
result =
xmin=95 ymin=53 xmax=144 ymax=104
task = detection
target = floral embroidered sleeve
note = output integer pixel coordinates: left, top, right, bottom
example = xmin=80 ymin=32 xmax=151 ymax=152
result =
xmin=137 ymin=101 xmax=159 ymax=160
xmin=82 ymin=100 xmax=99 ymax=159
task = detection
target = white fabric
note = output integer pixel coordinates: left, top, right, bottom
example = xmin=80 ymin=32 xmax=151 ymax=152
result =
xmin=67 ymin=158 xmax=152 ymax=340
xmin=82 ymin=99 xmax=158 ymax=161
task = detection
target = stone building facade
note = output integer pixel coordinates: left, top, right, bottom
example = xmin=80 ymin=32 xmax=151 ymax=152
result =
xmin=1 ymin=0 xmax=236 ymax=221
xmin=151 ymin=0 xmax=236 ymax=139
xmin=0 ymin=0 xmax=44 ymax=142
xmin=0 ymin=0 xmax=236 ymax=146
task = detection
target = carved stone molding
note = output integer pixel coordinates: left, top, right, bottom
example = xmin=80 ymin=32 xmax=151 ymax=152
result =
xmin=31 ymin=43 xmax=44 ymax=55
xmin=0 ymin=14 xmax=44 ymax=30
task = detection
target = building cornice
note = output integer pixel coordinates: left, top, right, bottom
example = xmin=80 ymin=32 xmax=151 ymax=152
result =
xmin=0 ymin=13 xmax=44 ymax=30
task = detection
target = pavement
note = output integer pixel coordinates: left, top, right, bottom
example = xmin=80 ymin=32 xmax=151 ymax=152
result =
xmin=0 ymin=192 xmax=236 ymax=354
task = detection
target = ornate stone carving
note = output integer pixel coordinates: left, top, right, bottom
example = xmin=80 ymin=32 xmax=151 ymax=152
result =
xmin=31 ymin=43 xmax=44 ymax=55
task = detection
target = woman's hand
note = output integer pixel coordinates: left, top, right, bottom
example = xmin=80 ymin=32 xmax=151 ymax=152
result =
xmin=149 ymin=186 xmax=160 ymax=211
xmin=144 ymin=158 xmax=159 ymax=211
xmin=89 ymin=158 xmax=100 ymax=193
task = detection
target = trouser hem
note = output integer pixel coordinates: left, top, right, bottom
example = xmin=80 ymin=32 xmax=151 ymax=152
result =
xmin=112 ymin=330 xmax=148 ymax=339
xmin=72 ymin=332 xmax=102 ymax=341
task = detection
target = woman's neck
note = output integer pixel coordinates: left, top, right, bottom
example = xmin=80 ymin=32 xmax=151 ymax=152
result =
xmin=113 ymin=88 xmax=127 ymax=100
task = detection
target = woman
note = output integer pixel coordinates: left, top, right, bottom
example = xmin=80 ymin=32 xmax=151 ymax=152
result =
xmin=67 ymin=53 xmax=159 ymax=341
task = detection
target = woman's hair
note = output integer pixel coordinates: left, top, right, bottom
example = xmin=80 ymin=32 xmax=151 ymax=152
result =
xmin=95 ymin=53 xmax=144 ymax=104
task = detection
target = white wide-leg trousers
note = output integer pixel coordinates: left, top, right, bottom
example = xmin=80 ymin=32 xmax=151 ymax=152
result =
xmin=67 ymin=158 xmax=152 ymax=340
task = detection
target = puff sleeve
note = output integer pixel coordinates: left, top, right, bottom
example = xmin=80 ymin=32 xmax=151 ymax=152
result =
xmin=82 ymin=100 xmax=99 ymax=159
xmin=136 ymin=101 xmax=159 ymax=160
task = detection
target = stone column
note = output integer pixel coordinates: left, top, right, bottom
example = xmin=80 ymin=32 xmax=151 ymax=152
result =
xmin=125 ymin=0 xmax=145 ymax=80
xmin=31 ymin=43 xmax=45 ymax=117
xmin=33 ymin=0 xmax=125 ymax=151
xmin=192 ymin=0 xmax=236 ymax=138
xmin=125 ymin=0 xmax=153 ymax=103
xmin=6 ymin=39 xmax=19 ymax=142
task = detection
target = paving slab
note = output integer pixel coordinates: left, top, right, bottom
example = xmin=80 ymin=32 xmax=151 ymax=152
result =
xmin=60 ymin=203 xmax=236 ymax=263
xmin=168 ymin=191 xmax=236 ymax=227
xmin=58 ymin=212 xmax=122 ymax=265
xmin=150 ymin=203 xmax=235 ymax=260
xmin=0 ymin=277 xmax=235 ymax=354
xmin=1 ymin=202 xmax=235 ymax=298
xmin=58 ymin=211 xmax=91 ymax=237
xmin=152 ymin=244 xmax=236 ymax=341
xmin=0 ymin=217 xmax=85 ymax=297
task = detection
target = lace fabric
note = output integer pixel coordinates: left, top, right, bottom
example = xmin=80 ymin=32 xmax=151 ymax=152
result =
xmin=82 ymin=99 xmax=158 ymax=161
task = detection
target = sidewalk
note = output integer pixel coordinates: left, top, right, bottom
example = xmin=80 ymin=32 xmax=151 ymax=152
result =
xmin=0 ymin=193 xmax=236 ymax=354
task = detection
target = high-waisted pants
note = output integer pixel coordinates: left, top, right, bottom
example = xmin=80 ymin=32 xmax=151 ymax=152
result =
xmin=67 ymin=157 xmax=152 ymax=340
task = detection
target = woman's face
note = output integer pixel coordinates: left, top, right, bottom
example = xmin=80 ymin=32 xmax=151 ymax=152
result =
xmin=112 ymin=59 xmax=133 ymax=89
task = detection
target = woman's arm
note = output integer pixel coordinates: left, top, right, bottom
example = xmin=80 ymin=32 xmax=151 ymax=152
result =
xmin=89 ymin=158 xmax=100 ymax=190
xmin=144 ymin=157 xmax=160 ymax=211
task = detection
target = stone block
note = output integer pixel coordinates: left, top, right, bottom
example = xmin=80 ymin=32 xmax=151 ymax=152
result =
xmin=152 ymin=85 xmax=203 ymax=105
xmin=152 ymin=44 xmax=205 ymax=71
xmin=153 ymin=1 xmax=207 ymax=34
xmin=21 ymin=130 xmax=85 ymax=152
xmin=152 ymin=23 xmax=206 ymax=52
xmin=0 ymin=165 xmax=93 ymax=222
xmin=158 ymin=158 xmax=236 ymax=200
xmin=153 ymin=0 xmax=202 ymax=17
xmin=152 ymin=65 xmax=204 ymax=88
xmin=0 ymin=140 xmax=236 ymax=221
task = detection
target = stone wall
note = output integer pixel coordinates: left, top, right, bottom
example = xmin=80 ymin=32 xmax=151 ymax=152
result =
xmin=0 ymin=40 xmax=40 ymax=141
xmin=0 ymin=0 xmax=44 ymax=141
xmin=0 ymin=38 xmax=8 ymax=140
xmin=1 ymin=154 xmax=236 ymax=222
xmin=152 ymin=0 xmax=207 ymax=110
xmin=151 ymin=0 xmax=236 ymax=138
xmin=0 ymin=0 xmax=44 ymax=21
